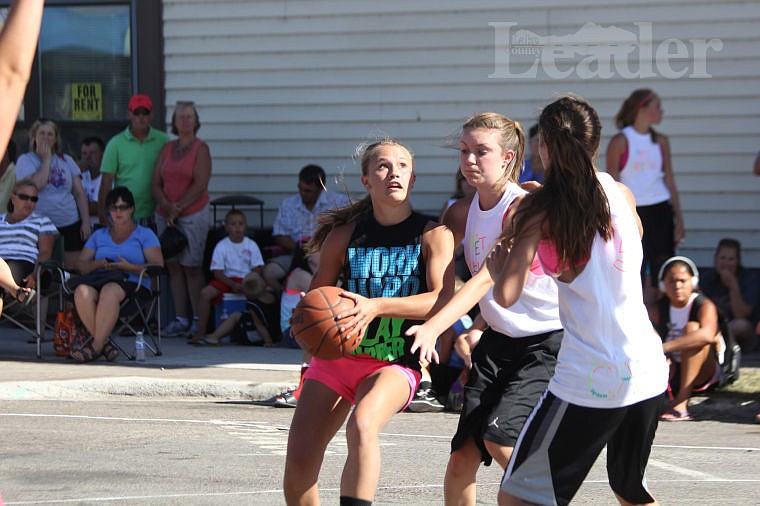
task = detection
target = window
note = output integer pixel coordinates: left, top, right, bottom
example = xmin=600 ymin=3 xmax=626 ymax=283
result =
xmin=39 ymin=5 xmax=131 ymax=122
xmin=5 ymin=0 xmax=163 ymax=155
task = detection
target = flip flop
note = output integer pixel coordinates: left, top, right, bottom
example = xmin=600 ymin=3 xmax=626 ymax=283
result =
xmin=193 ymin=338 xmax=222 ymax=347
xmin=659 ymin=409 xmax=693 ymax=422
xmin=69 ymin=343 xmax=100 ymax=363
xmin=102 ymin=342 xmax=120 ymax=362
xmin=15 ymin=287 xmax=36 ymax=306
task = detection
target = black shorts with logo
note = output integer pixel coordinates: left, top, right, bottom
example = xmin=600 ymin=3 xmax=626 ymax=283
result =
xmin=450 ymin=327 xmax=563 ymax=466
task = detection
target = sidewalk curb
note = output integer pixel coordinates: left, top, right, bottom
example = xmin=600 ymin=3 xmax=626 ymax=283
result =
xmin=0 ymin=378 xmax=296 ymax=401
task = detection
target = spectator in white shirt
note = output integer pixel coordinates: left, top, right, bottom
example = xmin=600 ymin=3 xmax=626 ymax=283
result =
xmin=79 ymin=137 xmax=106 ymax=229
xmin=262 ymin=164 xmax=348 ymax=293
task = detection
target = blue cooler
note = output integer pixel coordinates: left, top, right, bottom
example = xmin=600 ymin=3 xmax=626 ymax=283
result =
xmin=215 ymin=293 xmax=247 ymax=328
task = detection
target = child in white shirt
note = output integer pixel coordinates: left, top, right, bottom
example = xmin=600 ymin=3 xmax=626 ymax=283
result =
xmin=188 ymin=209 xmax=264 ymax=343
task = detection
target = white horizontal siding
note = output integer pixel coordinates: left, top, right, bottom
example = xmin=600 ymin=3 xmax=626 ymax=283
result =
xmin=162 ymin=0 xmax=760 ymax=266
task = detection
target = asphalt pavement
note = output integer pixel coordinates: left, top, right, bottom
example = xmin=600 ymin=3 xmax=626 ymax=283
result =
xmin=0 ymin=324 xmax=303 ymax=402
xmin=1 ymin=322 xmax=759 ymax=424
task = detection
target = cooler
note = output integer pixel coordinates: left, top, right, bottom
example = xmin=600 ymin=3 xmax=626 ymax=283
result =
xmin=215 ymin=293 xmax=247 ymax=328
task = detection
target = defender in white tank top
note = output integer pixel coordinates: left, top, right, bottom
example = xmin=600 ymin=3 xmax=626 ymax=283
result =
xmin=546 ymin=172 xmax=668 ymax=408
xmin=464 ymin=182 xmax=560 ymax=337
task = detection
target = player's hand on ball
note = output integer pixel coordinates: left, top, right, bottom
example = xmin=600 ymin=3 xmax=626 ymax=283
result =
xmin=335 ymin=291 xmax=376 ymax=340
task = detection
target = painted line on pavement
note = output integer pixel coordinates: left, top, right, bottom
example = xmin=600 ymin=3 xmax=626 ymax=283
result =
xmin=6 ymin=479 xmax=760 ymax=505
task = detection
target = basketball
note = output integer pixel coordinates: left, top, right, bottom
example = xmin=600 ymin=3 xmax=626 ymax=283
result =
xmin=291 ymin=286 xmax=360 ymax=360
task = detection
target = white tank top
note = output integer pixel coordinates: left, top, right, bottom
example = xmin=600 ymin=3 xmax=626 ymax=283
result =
xmin=618 ymin=126 xmax=670 ymax=206
xmin=464 ymin=183 xmax=561 ymax=337
xmin=666 ymin=292 xmax=699 ymax=363
xmin=547 ymin=173 xmax=668 ymax=407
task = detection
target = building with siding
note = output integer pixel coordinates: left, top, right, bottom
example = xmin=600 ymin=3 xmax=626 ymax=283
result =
xmin=163 ymin=0 xmax=759 ymax=266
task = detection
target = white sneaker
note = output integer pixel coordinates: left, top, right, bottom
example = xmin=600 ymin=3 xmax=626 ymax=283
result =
xmin=163 ymin=318 xmax=190 ymax=337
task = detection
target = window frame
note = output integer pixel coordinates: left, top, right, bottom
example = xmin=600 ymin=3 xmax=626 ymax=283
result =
xmin=5 ymin=0 xmax=164 ymax=144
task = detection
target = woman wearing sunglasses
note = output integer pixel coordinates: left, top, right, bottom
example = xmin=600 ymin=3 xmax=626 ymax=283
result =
xmin=71 ymin=186 xmax=163 ymax=362
xmin=16 ymin=118 xmax=91 ymax=270
xmin=0 ymin=179 xmax=56 ymax=296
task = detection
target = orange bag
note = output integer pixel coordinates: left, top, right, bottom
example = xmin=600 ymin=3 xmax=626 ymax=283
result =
xmin=53 ymin=309 xmax=78 ymax=357
xmin=53 ymin=311 xmax=70 ymax=356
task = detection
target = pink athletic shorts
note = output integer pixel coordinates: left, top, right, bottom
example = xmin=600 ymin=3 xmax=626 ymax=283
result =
xmin=305 ymin=354 xmax=422 ymax=410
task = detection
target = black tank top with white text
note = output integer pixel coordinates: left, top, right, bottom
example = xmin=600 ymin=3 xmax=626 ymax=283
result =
xmin=342 ymin=211 xmax=429 ymax=368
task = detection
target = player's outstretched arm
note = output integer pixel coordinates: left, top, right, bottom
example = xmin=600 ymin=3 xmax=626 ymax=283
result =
xmin=0 ymin=1 xmax=44 ymax=153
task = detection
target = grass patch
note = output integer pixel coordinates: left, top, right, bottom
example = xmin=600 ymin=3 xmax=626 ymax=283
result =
xmin=716 ymin=367 xmax=760 ymax=396
xmin=689 ymin=368 xmax=759 ymax=423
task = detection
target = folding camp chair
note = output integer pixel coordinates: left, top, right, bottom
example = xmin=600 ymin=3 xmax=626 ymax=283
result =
xmin=0 ymin=268 xmax=57 ymax=359
xmin=40 ymin=261 xmax=166 ymax=360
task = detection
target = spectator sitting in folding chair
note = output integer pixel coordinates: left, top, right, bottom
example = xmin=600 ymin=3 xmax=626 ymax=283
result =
xmin=0 ymin=178 xmax=56 ymax=289
xmin=0 ymin=256 xmax=35 ymax=317
xmin=69 ymin=186 xmax=163 ymax=362
xmin=0 ymin=179 xmax=54 ymax=333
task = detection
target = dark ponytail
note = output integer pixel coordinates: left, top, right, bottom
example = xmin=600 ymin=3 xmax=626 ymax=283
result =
xmin=510 ymin=95 xmax=611 ymax=270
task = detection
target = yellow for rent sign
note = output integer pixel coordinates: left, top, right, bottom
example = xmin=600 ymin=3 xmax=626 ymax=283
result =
xmin=72 ymin=82 xmax=102 ymax=120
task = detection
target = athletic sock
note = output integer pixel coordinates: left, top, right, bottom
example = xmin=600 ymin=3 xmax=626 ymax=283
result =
xmin=339 ymin=496 xmax=372 ymax=506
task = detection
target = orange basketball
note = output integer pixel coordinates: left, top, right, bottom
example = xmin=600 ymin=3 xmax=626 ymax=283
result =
xmin=291 ymin=286 xmax=360 ymax=360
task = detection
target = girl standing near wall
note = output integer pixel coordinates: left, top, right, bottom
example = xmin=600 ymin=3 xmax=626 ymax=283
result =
xmin=606 ymin=89 xmax=684 ymax=303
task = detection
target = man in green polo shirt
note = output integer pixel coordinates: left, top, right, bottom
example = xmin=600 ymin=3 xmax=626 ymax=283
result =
xmin=98 ymin=94 xmax=169 ymax=229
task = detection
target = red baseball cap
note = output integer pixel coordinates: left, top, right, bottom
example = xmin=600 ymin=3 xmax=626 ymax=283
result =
xmin=128 ymin=94 xmax=152 ymax=112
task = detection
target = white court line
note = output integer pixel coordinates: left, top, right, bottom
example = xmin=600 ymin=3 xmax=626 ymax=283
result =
xmin=7 ymin=412 xmax=760 ymax=448
xmin=3 ymin=490 xmax=285 ymax=505
xmin=0 ymin=413 xmax=451 ymax=439
xmin=0 ymin=412 xmax=287 ymax=429
xmin=3 ymin=413 xmax=758 ymax=448
xmin=647 ymin=458 xmax=723 ymax=481
xmin=374 ymin=431 xmax=453 ymax=440
xmin=654 ymin=443 xmax=760 ymax=452
xmin=1 ymin=485 xmax=474 ymax=505
xmin=7 ymin=479 xmax=760 ymax=505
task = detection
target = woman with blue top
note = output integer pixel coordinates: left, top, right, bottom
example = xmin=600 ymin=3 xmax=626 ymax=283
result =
xmin=70 ymin=186 xmax=163 ymax=362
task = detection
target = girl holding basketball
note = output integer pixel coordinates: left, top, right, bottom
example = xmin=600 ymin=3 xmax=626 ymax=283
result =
xmin=487 ymin=95 xmax=668 ymax=505
xmin=407 ymin=112 xmax=562 ymax=505
xmin=283 ymin=138 xmax=455 ymax=506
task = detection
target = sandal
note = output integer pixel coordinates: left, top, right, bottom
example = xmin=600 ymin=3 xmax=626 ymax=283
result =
xmin=69 ymin=343 xmax=100 ymax=363
xmin=15 ymin=287 xmax=36 ymax=306
xmin=102 ymin=342 xmax=119 ymax=362
xmin=193 ymin=337 xmax=222 ymax=347
xmin=659 ymin=409 xmax=693 ymax=422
